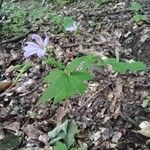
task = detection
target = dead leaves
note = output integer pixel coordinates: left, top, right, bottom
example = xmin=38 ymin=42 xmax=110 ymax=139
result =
xmin=135 ymin=121 xmax=150 ymax=138
xmin=108 ymin=77 xmax=124 ymax=119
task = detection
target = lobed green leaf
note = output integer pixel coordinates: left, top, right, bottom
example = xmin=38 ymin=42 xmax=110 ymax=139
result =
xmin=39 ymin=70 xmax=92 ymax=104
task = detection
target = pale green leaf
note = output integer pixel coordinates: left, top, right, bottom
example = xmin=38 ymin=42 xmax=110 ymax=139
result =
xmin=65 ymin=120 xmax=78 ymax=148
xmin=133 ymin=14 xmax=148 ymax=22
xmin=129 ymin=2 xmax=142 ymax=12
xmin=48 ymin=120 xmax=78 ymax=148
xmin=103 ymin=58 xmax=128 ymax=73
xmin=53 ymin=142 xmax=68 ymax=150
xmin=102 ymin=58 xmax=146 ymax=73
xmin=127 ymin=61 xmax=147 ymax=72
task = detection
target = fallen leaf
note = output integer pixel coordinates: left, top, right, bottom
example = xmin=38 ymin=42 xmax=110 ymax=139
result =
xmin=56 ymin=102 xmax=70 ymax=125
xmin=111 ymin=131 xmax=122 ymax=143
xmin=136 ymin=121 xmax=150 ymax=137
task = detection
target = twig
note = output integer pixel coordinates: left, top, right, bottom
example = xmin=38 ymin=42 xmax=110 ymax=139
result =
xmin=60 ymin=41 xmax=105 ymax=48
xmin=0 ymin=28 xmax=39 ymax=45
xmin=85 ymin=9 xmax=132 ymax=18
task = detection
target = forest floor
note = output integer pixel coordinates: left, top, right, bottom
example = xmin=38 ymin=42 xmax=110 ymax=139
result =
xmin=0 ymin=0 xmax=150 ymax=150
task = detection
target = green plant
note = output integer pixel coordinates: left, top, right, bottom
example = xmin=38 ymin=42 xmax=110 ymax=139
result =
xmin=49 ymin=120 xmax=87 ymax=150
xmin=38 ymin=55 xmax=147 ymax=104
xmin=54 ymin=142 xmax=68 ymax=150
xmin=1 ymin=2 xmax=28 ymax=37
xmin=13 ymin=63 xmax=31 ymax=83
xmin=39 ymin=55 xmax=96 ymax=104
xmin=54 ymin=142 xmax=87 ymax=150
xmin=133 ymin=13 xmax=148 ymax=23
xmin=50 ymin=15 xmax=74 ymax=32
xmin=27 ymin=1 xmax=52 ymax=24
xmin=42 ymin=57 xmax=65 ymax=69
xmin=129 ymin=2 xmax=142 ymax=12
xmin=49 ymin=120 xmax=78 ymax=148
xmin=101 ymin=58 xmax=147 ymax=73
xmin=1 ymin=1 xmax=53 ymax=37
xmin=129 ymin=2 xmax=148 ymax=23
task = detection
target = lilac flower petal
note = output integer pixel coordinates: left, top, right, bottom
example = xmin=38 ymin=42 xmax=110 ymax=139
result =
xmin=23 ymin=42 xmax=45 ymax=58
xmin=37 ymin=49 xmax=46 ymax=57
xmin=23 ymin=48 xmax=37 ymax=58
xmin=25 ymin=42 xmax=42 ymax=50
xmin=23 ymin=34 xmax=48 ymax=58
xmin=31 ymin=34 xmax=44 ymax=47
xmin=44 ymin=36 xmax=49 ymax=46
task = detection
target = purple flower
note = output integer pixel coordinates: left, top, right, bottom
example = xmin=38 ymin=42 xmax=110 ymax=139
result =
xmin=23 ymin=34 xmax=49 ymax=58
xmin=65 ymin=22 xmax=80 ymax=32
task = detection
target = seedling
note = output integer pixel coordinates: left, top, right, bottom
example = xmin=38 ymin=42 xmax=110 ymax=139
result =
xmin=51 ymin=15 xmax=79 ymax=33
xmin=129 ymin=2 xmax=148 ymax=23
xmin=38 ymin=55 xmax=147 ymax=104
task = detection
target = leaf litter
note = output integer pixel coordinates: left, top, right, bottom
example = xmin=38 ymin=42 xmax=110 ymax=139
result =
xmin=0 ymin=0 xmax=150 ymax=149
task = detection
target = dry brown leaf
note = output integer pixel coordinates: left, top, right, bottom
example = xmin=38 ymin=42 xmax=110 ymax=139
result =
xmin=0 ymin=81 xmax=13 ymax=91
xmin=111 ymin=131 xmax=122 ymax=143
xmin=56 ymin=102 xmax=71 ymax=125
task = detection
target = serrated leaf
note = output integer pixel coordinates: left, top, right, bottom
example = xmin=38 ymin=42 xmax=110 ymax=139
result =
xmin=103 ymin=58 xmax=128 ymax=73
xmin=129 ymin=2 xmax=142 ymax=12
xmin=53 ymin=142 xmax=68 ymax=150
xmin=48 ymin=120 xmax=78 ymax=148
xmin=65 ymin=55 xmax=97 ymax=74
xmin=103 ymin=58 xmax=146 ymax=73
xmin=127 ymin=61 xmax=147 ymax=72
xmin=39 ymin=70 xmax=92 ymax=104
xmin=38 ymin=84 xmax=56 ymax=104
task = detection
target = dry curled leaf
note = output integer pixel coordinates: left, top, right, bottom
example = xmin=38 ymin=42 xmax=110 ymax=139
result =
xmin=0 ymin=81 xmax=13 ymax=91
